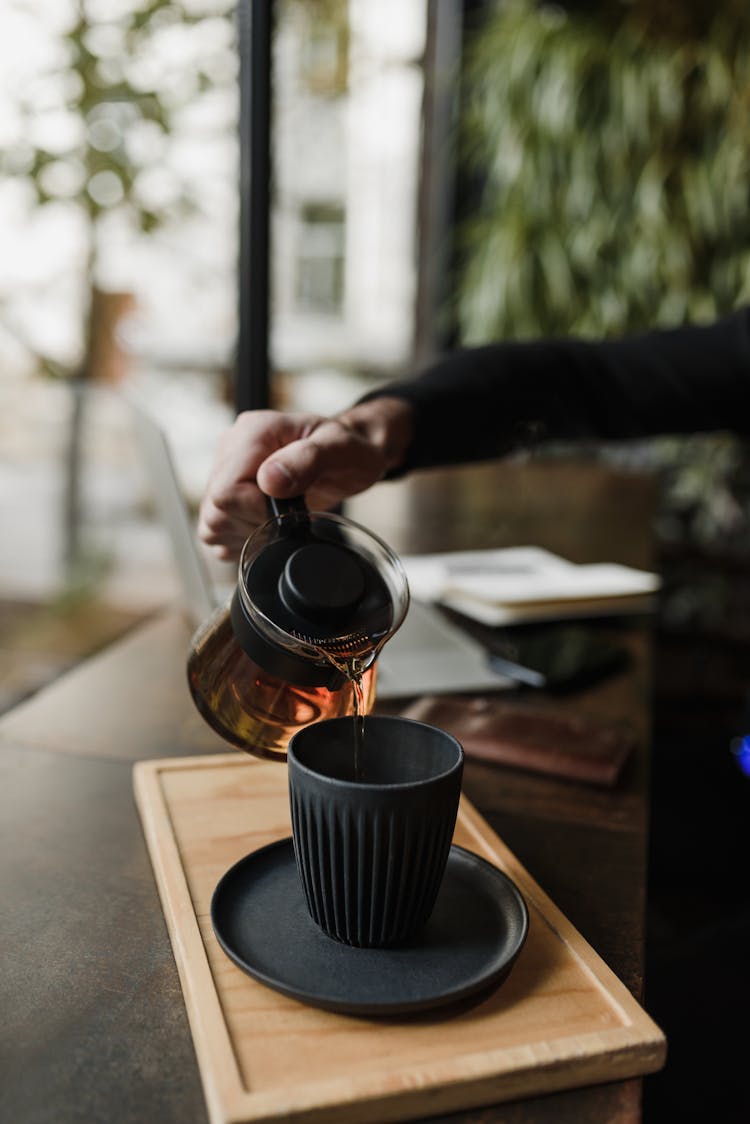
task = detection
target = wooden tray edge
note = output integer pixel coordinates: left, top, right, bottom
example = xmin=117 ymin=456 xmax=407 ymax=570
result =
xmin=133 ymin=756 xmax=244 ymax=1124
xmin=219 ymin=1033 xmax=665 ymax=1124
xmin=456 ymin=798 xmax=665 ymax=1041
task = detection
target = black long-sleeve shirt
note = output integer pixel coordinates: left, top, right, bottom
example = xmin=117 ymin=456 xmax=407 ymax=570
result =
xmin=363 ymin=308 xmax=750 ymax=475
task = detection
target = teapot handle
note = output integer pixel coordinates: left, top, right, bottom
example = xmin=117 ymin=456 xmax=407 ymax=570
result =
xmin=266 ymin=495 xmax=309 ymax=521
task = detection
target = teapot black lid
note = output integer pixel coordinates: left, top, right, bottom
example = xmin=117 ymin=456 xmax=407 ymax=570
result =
xmin=231 ymin=498 xmax=397 ymax=686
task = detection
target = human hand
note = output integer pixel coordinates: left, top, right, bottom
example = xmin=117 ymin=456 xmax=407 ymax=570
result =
xmin=197 ymin=397 xmax=413 ymax=560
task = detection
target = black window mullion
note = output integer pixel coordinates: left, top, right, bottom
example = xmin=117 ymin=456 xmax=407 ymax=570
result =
xmin=236 ymin=0 xmax=273 ymax=413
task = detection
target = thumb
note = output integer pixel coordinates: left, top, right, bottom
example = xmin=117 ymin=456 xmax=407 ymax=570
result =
xmin=256 ymin=418 xmax=383 ymax=505
xmin=256 ymin=430 xmax=344 ymax=496
xmin=255 ymin=454 xmax=302 ymax=498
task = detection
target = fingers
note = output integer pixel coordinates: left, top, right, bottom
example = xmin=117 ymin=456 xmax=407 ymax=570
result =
xmin=197 ymin=401 xmax=409 ymax=560
xmin=205 ymin=410 xmax=319 ymax=505
xmin=197 ymin=488 xmax=262 ymax=560
xmin=255 ymin=434 xmax=329 ymax=498
xmin=257 ymin=417 xmax=386 ymax=507
xmin=198 ymin=410 xmax=324 ymax=557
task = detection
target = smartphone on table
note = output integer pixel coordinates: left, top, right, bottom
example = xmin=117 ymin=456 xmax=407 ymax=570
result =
xmin=439 ymin=611 xmax=631 ymax=691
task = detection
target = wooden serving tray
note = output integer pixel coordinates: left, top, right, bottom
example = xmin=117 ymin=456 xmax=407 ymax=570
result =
xmin=133 ymin=753 xmax=665 ymax=1124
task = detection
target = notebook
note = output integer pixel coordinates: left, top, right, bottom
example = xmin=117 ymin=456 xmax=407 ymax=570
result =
xmin=402 ymin=546 xmax=660 ymax=627
xmin=127 ymin=397 xmax=513 ymax=700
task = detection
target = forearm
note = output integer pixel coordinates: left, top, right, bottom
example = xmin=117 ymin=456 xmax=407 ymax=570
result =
xmin=361 ymin=307 xmax=750 ymax=474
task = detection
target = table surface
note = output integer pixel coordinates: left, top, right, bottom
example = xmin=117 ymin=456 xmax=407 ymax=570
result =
xmin=0 ymin=459 xmax=659 ymax=1124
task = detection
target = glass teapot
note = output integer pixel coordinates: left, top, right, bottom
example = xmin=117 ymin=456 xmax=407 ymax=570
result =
xmin=187 ymin=497 xmax=409 ymax=761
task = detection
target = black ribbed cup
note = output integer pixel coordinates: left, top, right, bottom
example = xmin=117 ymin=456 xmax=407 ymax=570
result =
xmin=287 ymin=716 xmax=464 ymax=948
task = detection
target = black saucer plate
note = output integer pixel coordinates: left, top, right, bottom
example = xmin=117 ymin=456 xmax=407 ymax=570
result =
xmin=211 ymin=839 xmax=529 ymax=1016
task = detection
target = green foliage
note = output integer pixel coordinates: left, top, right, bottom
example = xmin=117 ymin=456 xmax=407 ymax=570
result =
xmin=456 ymin=0 xmax=750 ymax=343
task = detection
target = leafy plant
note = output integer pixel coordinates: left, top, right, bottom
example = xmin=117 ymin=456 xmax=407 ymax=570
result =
xmin=457 ymin=0 xmax=750 ymax=341
xmin=455 ymin=0 xmax=750 ymax=562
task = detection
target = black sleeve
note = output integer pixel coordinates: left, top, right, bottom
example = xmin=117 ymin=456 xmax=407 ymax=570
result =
xmin=359 ymin=308 xmax=750 ymax=474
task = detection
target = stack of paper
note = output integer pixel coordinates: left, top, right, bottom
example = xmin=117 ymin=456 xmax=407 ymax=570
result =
xmin=401 ymin=546 xmax=660 ymax=627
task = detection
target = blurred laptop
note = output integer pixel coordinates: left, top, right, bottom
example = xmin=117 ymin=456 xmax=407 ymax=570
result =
xmin=128 ymin=398 xmax=512 ymax=700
